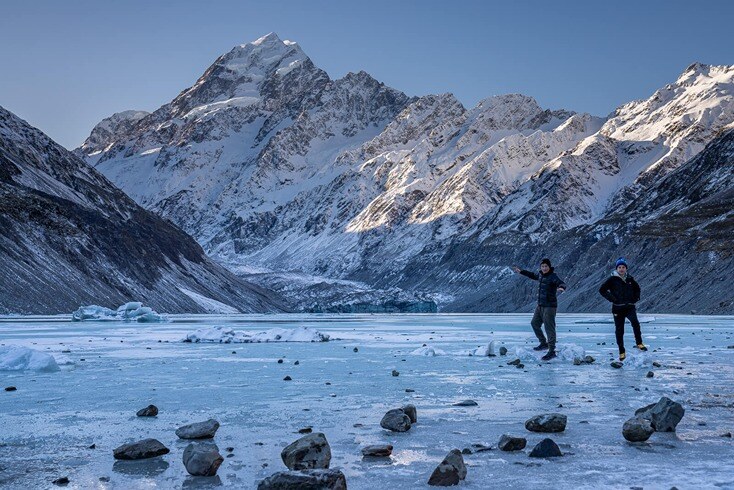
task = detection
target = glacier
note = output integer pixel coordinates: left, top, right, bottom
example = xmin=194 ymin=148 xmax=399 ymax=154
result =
xmin=2 ymin=313 xmax=732 ymax=488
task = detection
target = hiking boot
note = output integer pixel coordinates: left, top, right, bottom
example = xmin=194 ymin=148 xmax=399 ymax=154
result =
xmin=619 ymin=351 xmax=626 ymax=361
xmin=541 ymin=350 xmax=556 ymax=361
xmin=533 ymin=343 xmax=549 ymax=351
xmin=636 ymin=343 xmax=648 ymax=351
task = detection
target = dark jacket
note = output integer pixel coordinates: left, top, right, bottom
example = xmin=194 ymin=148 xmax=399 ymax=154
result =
xmin=599 ymin=271 xmax=640 ymax=306
xmin=520 ymin=268 xmax=566 ymax=307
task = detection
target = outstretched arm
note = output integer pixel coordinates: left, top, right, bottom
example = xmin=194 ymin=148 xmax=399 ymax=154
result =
xmin=513 ymin=266 xmax=538 ymax=280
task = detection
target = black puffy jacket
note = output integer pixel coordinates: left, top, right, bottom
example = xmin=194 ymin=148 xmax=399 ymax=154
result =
xmin=520 ymin=268 xmax=566 ymax=307
xmin=599 ymin=272 xmax=640 ymax=305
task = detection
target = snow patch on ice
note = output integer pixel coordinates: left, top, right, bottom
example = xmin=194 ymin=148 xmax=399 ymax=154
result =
xmin=72 ymin=302 xmax=166 ymax=322
xmin=178 ymin=287 xmax=239 ymax=314
xmin=183 ymin=326 xmax=330 ymax=343
xmin=410 ymin=345 xmax=446 ymax=356
xmin=0 ymin=346 xmax=60 ymax=372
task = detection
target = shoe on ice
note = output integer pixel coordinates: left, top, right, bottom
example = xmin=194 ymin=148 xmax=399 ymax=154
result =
xmin=619 ymin=352 xmax=626 ymax=361
xmin=637 ymin=343 xmax=648 ymax=351
xmin=533 ymin=343 xmax=549 ymax=351
xmin=541 ymin=350 xmax=557 ymax=361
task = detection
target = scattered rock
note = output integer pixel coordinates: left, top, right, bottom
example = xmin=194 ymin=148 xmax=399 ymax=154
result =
xmin=99 ymin=476 xmax=110 ymax=482
xmin=257 ymin=469 xmax=347 ymax=490
xmin=427 ymin=449 xmax=467 ymax=486
xmin=528 ymin=438 xmax=563 ymax=458
xmin=88 ymin=443 xmax=96 ymax=449
xmin=4 ymin=386 xmax=16 ymax=392
xmin=380 ymin=409 xmax=411 ymax=432
xmin=611 ymin=361 xmax=623 ymax=369
xmin=507 ymin=359 xmax=521 ymax=366
xmin=646 ymin=371 xmax=654 ymax=378
xmin=635 ymin=397 xmax=685 ymax=432
xmin=283 ymin=376 xmax=292 ymax=381
xmin=499 ymin=346 xmax=508 ymax=356
xmin=461 ymin=443 xmax=492 ymax=454
xmin=402 ymin=404 xmax=417 ymax=423
xmin=722 ymin=432 xmax=732 ymax=438
xmin=453 ymin=400 xmax=478 ymax=407
xmin=525 ymin=413 xmax=567 ymax=433
xmin=405 ymin=388 xmax=415 ymax=393
xmin=176 ymin=419 xmax=220 ymax=439
xmin=294 ymin=360 xmax=300 ymax=365
xmin=353 ymin=347 xmax=359 ymax=352
xmin=52 ymin=476 xmax=69 ymax=486
xmin=498 ymin=434 xmax=527 ymax=451
xmin=113 ymin=438 xmax=170 ymax=460
xmin=361 ymin=444 xmax=393 ymax=457
xmin=277 ymin=359 xmax=284 ymax=364
xmin=281 ymin=432 xmax=332 ymax=470
xmin=298 ymin=427 xmax=313 ymax=434
xmin=391 ymin=370 xmax=400 ymax=377
xmin=136 ymin=404 xmax=158 ymax=417
xmin=623 ymin=416 xmax=654 ymax=442
xmin=652 ymin=361 xmax=662 ymax=368
xmin=516 ymin=363 xmax=525 ymax=369
xmin=574 ymin=355 xmax=596 ymax=365
xmin=183 ymin=442 xmax=224 ymax=476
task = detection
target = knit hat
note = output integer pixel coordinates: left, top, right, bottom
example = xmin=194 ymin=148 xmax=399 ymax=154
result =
xmin=540 ymin=258 xmax=552 ymax=267
xmin=615 ymin=257 xmax=628 ymax=268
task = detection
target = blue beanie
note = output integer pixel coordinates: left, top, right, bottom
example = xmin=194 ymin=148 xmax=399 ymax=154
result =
xmin=615 ymin=257 xmax=628 ymax=268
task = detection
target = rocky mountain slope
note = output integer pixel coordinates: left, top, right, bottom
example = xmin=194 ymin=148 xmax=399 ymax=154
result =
xmin=78 ymin=34 xmax=734 ymax=313
xmin=0 ymin=106 xmax=287 ymax=314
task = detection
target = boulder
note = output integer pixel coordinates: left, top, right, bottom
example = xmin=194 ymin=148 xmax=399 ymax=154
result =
xmin=622 ymin=416 xmax=654 ymax=442
xmin=136 ymin=404 xmax=158 ymax=417
xmin=611 ymin=361 xmax=623 ymax=369
xmin=499 ymin=346 xmax=508 ymax=356
xmin=113 ymin=438 xmax=169 ymax=460
xmin=176 ymin=419 xmax=220 ymax=439
xmin=635 ymin=397 xmax=685 ymax=432
xmin=402 ymin=404 xmax=418 ymax=423
xmin=528 ymin=438 xmax=563 ymax=458
xmin=525 ymin=413 xmax=567 ymax=433
xmin=453 ymin=400 xmax=478 ymax=407
xmin=380 ymin=409 xmax=411 ymax=432
xmin=498 ymin=434 xmax=527 ymax=451
xmin=257 ymin=469 xmax=347 ymax=490
xmin=281 ymin=433 xmax=331 ymax=470
xmin=361 ymin=444 xmax=393 ymax=457
xmin=427 ymin=449 xmax=467 ymax=486
xmin=183 ymin=442 xmax=224 ymax=476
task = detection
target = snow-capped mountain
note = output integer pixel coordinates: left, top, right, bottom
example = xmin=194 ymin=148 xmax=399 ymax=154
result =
xmin=0 ymin=105 xmax=286 ymax=314
xmin=78 ymin=33 xmax=734 ymax=313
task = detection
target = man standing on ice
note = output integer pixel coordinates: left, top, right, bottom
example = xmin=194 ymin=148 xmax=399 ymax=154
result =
xmin=598 ymin=257 xmax=647 ymax=361
xmin=513 ymin=258 xmax=566 ymax=361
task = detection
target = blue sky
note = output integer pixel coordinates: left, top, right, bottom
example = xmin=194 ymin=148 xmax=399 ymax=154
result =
xmin=1 ymin=0 xmax=732 ymax=149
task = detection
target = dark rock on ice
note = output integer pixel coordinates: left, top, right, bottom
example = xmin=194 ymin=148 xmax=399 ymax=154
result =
xmin=525 ymin=413 xmax=567 ymax=433
xmin=136 ymin=404 xmax=158 ymax=417
xmin=380 ymin=408 xmax=411 ymax=432
xmin=361 ymin=444 xmax=393 ymax=457
xmin=623 ymin=416 xmax=654 ymax=442
xmin=183 ymin=442 xmax=224 ymax=476
xmin=498 ymin=434 xmax=527 ymax=451
xmin=113 ymin=438 xmax=170 ymax=460
xmin=257 ymin=469 xmax=346 ymax=490
xmin=281 ymin=432 xmax=332 ymax=470
xmin=427 ymin=449 xmax=466 ymax=486
xmin=528 ymin=438 xmax=563 ymax=458
xmin=176 ymin=419 xmax=220 ymax=439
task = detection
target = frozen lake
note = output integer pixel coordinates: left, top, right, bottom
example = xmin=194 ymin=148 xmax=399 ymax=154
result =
xmin=1 ymin=313 xmax=733 ymax=489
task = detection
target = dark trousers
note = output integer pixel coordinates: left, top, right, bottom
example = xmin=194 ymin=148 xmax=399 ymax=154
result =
xmin=612 ymin=304 xmax=643 ymax=353
xmin=531 ymin=305 xmax=557 ymax=350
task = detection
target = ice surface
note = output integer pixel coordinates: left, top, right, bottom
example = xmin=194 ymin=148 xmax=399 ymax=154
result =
xmin=0 ymin=346 xmax=60 ymax=372
xmin=184 ymin=326 xmax=329 ymax=343
xmin=1 ymin=313 xmax=733 ymax=489
xmin=72 ymin=302 xmax=166 ymax=322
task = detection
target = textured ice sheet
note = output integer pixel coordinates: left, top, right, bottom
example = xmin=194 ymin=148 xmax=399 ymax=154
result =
xmin=0 ymin=313 xmax=733 ymax=489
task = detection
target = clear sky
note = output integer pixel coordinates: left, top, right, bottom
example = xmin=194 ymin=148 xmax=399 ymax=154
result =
xmin=1 ymin=0 xmax=732 ymax=149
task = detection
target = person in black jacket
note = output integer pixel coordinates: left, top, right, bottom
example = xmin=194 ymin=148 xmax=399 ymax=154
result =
xmin=513 ymin=258 xmax=566 ymax=360
xmin=598 ymin=257 xmax=648 ymax=361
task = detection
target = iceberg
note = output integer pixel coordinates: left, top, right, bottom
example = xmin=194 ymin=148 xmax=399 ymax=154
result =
xmin=410 ymin=345 xmax=446 ymax=356
xmin=71 ymin=302 xmax=166 ymax=322
xmin=0 ymin=346 xmax=60 ymax=372
xmin=183 ymin=326 xmax=330 ymax=343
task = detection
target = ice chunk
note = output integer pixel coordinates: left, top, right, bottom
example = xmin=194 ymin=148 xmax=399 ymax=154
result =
xmin=183 ymin=326 xmax=329 ymax=343
xmin=0 ymin=346 xmax=60 ymax=372
xmin=72 ymin=303 xmax=166 ymax=322
xmin=557 ymin=343 xmax=585 ymax=362
xmin=410 ymin=346 xmax=446 ymax=356
xmin=71 ymin=305 xmax=117 ymax=321
xmin=472 ymin=341 xmax=496 ymax=357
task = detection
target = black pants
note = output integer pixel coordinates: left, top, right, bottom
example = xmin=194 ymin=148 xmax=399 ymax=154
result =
xmin=531 ymin=305 xmax=557 ymax=350
xmin=612 ymin=304 xmax=643 ymax=353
